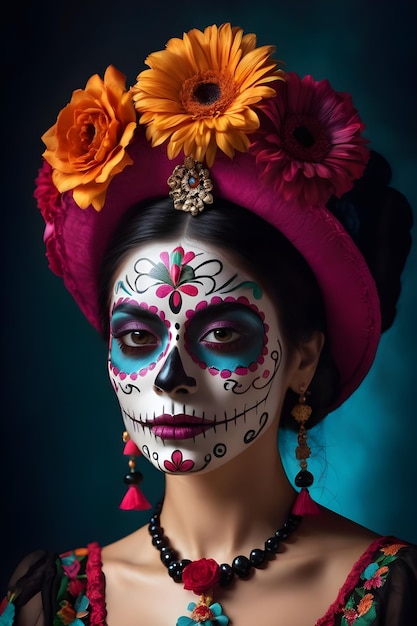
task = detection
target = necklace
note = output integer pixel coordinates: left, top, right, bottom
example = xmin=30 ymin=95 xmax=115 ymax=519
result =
xmin=149 ymin=501 xmax=302 ymax=625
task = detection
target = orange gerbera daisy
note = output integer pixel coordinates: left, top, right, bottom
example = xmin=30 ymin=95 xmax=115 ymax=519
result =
xmin=132 ymin=23 xmax=283 ymax=167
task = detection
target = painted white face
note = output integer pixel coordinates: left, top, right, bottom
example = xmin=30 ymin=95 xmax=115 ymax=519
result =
xmin=108 ymin=239 xmax=291 ymax=474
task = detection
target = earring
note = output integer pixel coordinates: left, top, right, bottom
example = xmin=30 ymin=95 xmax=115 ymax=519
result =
xmin=119 ymin=431 xmax=151 ymax=511
xmin=291 ymin=389 xmax=320 ymax=515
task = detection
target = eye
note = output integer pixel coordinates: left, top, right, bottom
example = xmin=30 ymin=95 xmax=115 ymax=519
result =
xmin=200 ymin=327 xmax=240 ymax=345
xmin=118 ymin=329 xmax=159 ymax=349
xmin=186 ymin=303 xmax=266 ymax=371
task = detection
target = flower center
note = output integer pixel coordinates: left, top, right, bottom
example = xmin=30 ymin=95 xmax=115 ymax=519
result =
xmin=193 ymin=82 xmax=222 ymax=105
xmin=191 ymin=603 xmax=214 ymax=622
xmin=282 ymin=113 xmax=331 ymax=162
xmin=180 ymin=70 xmax=238 ymax=118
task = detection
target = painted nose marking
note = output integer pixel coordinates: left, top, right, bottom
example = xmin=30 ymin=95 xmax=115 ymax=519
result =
xmin=154 ymin=347 xmax=197 ymax=393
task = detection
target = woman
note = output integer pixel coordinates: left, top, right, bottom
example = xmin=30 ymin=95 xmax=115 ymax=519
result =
xmin=2 ymin=23 xmax=415 ymax=626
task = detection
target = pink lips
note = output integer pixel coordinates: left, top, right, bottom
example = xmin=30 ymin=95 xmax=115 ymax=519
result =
xmin=149 ymin=414 xmax=214 ymax=440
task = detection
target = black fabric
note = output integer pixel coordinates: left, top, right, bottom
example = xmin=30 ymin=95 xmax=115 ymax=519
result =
xmin=376 ymin=544 xmax=417 ymax=624
xmin=7 ymin=550 xmax=59 ymax=626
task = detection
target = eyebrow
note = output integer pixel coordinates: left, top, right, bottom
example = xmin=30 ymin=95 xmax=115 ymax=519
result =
xmin=111 ymin=302 xmax=159 ymax=322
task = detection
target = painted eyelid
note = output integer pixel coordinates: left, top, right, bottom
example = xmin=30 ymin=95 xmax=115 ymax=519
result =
xmin=199 ymin=320 xmax=243 ymax=341
xmin=111 ymin=319 xmax=158 ymax=339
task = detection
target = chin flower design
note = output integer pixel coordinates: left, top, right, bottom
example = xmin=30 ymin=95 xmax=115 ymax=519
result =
xmin=132 ymin=23 xmax=282 ymax=167
xmin=253 ymin=72 xmax=369 ymax=207
xmin=41 ymin=65 xmax=137 ymax=211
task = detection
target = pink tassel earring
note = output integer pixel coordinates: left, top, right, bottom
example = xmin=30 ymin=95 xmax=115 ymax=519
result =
xmin=120 ymin=431 xmax=151 ymax=511
xmin=291 ymin=389 xmax=320 ymax=516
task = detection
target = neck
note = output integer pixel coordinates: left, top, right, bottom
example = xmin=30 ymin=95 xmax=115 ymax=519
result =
xmin=156 ymin=436 xmax=296 ymax=565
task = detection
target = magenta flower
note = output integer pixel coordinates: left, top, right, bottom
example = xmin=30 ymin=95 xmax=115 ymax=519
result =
xmin=164 ymin=450 xmax=195 ymax=472
xmin=34 ymin=160 xmax=65 ymax=277
xmin=253 ymin=72 xmax=369 ymax=207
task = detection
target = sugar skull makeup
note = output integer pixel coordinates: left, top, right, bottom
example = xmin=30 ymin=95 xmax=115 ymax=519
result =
xmin=108 ymin=239 xmax=290 ymax=474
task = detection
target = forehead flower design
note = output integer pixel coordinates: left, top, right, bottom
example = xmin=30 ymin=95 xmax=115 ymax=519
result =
xmin=41 ymin=65 xmax=137 ymax=211
xmin=252 ymin=72 xmax=369 ymax=207
xmin=153 ymin=246 xmax=198 ymax=313
xmin=132 ymin=23 xmax=283 ymax=168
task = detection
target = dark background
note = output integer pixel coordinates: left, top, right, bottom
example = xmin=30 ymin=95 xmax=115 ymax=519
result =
xmin=1 ymin=0 xmax=416 ymax=593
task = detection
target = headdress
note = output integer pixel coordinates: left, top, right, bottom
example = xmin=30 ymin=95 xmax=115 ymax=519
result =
xmin=34 ymin=23 xmax=412 ymax=410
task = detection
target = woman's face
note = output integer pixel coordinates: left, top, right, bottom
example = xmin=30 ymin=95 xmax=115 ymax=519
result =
xmin=108 ymin=238 xmax=294 ymax=474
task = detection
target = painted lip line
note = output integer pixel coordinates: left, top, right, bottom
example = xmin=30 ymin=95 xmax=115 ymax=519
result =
xmin=148 ymin=414 xmax=214 ymax=440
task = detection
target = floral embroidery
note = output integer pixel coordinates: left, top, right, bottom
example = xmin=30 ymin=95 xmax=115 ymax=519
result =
xmin=0 ymin=597 xmax=15 ymax=626
xmin=54 ymin=549 xmax=90 ymax=625
xmin=340 ymin=542 xmax=407 ymax=625
xmin=380 ymin=543 xmax=404 ymax=556
xmin=362 ymin=564 xmax=388 ymax=590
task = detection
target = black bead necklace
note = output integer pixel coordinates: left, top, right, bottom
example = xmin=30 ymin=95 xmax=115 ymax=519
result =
xmin=148 ymin=500 xmax=302 ymax=587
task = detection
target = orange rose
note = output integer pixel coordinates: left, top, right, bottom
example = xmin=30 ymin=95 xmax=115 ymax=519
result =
xmin=42 ymin=65 xmax=137 ymax=211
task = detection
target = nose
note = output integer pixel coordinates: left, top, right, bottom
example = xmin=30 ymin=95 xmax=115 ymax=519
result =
xmin=154 ymin=347 xmax=197 ymax=395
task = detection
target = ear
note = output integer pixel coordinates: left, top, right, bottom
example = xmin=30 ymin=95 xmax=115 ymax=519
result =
xmin=289 ymin=330 xmax=325 ymax=393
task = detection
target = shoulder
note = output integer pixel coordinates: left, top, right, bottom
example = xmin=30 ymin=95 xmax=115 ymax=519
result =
xmin=1 ymin=543 xmax=104 ymax=626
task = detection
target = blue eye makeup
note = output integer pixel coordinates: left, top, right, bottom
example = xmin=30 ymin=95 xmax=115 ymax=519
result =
xmin=186 ymin=303 xmax=266 ymax=372
xmin=110 ymin=303 xmax=169 ymax=374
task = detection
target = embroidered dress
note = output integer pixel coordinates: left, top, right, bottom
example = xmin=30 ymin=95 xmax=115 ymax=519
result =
xmin=1 ymin=537 xmax=417 ymax=625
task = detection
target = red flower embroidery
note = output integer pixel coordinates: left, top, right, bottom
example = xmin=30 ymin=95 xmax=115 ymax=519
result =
xmin=363 ymin=565 xmax=389 ymax=590
xmin=182 ymin=558 xmax=221 ymax=595
xmin=342 ymin=607 xmax=358 ymax=625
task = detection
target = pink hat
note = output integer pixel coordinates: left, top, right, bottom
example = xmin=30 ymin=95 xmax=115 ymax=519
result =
xmin=34 ymin=23 xmax=379 ymax=409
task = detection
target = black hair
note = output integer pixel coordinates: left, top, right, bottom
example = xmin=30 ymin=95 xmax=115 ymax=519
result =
xmin=98 ymin=151 xmax=413 ymax=429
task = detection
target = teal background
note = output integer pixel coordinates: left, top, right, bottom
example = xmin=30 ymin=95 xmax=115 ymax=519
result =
xmin=1 ymin=0 xmax=416 ymax=592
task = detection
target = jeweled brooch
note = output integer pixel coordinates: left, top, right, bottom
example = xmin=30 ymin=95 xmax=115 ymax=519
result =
xmin=168 ymin=156 xmax=214 ymax=215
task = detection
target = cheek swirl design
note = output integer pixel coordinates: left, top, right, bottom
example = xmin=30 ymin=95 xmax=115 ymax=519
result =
xmin=223 ymin=343 xmax=283 ymax=395
xmin=243 ymin=412 xmax=269 ymax=444
xmin=117 ymin=381 xmax=141 ymax=396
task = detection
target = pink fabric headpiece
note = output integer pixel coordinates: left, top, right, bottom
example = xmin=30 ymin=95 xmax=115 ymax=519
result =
xmin=34 ymin=23 xmax=380 ymax=409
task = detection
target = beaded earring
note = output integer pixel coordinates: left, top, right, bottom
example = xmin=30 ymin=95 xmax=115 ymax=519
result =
xmin=120 ymin=431 xmax=151 ymax=510
xmin=291 ymin=389 xmax=320 ymax=515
